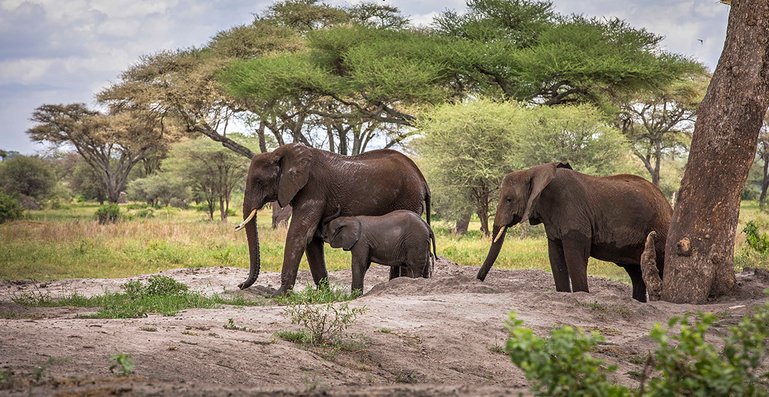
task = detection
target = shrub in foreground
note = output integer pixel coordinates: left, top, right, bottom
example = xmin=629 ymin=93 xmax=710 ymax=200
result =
xmin=505 ymin=301 xmax=769 ymax=396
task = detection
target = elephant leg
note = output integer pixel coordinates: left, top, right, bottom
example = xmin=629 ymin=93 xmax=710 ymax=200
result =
xmin=350 ymin=250 xmax=369 ymax=293
xmin=389 ymin=265 xmax=402 ymax=280
xmin=305 ymin=235 xmax=329 ymax=287
xmin=561 ymin=236 xmax=590 ymax=293
xmin=278 ymin=208 xmax=322 ymax=293
xmin=621 ymin=264 xmax=647 ymax=302
xmin=547 ymin=238 xmax=571 ymax=292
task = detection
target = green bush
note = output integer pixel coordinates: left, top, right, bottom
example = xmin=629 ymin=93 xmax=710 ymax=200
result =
xmin=744 ymin=221 xmax=769 ymax=254
xmin=282 ymin=302 xmax=366 ymax=346
xmin=0 ymin=192 xmax=22 ymax=223
xmin=647 ymin=308 xmax=769 ymax=396
xmin=505 ymin=313 xmax=630 ymax=397
xmin=95 ymin=203 xmax=121 ymax=224
xmin=505 ymin=303 xmax=769 ymax=397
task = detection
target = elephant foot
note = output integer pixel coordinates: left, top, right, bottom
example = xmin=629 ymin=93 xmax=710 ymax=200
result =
xmin=238 ymin=277 xmax=257 ymax=290
xmin=274 ymin=286 xmax=293 ymax=296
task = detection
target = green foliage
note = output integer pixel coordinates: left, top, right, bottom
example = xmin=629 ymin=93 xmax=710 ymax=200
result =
xmin=109 ymin=353 xmax=134 ymax=376
xmin=69 ymin=159 xmax=106 ymax=203
xmin=744 ymin=221 xmax=769 ymax=254
xmin=505 ymin=303 xmax=769 ymax=396
xmin=127 ymin=173 xmax=189 ymax=207
xmin=505 ymin=312 xmax=630 ymax=397
xmin=516 ymin=105 xmax=631 ymax=175
xmin=282 ymin=301 xmax=366 ymax=346
xmin=13 ymin=276 xmax=264 ymax=318
xmin=95 ymin=203 xmax=121 ymax=224
xmin=274 ymin=279 xmax=360 ymax=305
xmin=161 ymin=137 xmax=247 ymax=221
xmin=417 ymin=99 xmax=630 ymax=225
xmin=0 ymin=155 xmax=56 ymax=204
xmin=208 ymin=20 xmax=305 ymax=59
xmin=647 ymin=306 xmax=769 ymax=396
xmin=0 ymin=192 xmax=22 ymax=223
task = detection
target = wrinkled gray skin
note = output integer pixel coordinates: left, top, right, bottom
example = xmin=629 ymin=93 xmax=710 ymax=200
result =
xmin=321 ymin=210 xmax=437 ymax=292
xmin=238 ymin=143 xmax=431 ymax=294
xmin=478 ymin=162 xmax=672 ymax=302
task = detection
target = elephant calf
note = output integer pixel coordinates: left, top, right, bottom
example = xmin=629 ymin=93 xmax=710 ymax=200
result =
xmin=321 ymin=210 xmax=437 ymax=292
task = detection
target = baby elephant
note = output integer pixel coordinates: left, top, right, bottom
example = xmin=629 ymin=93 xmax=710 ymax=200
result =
xmin=321 ymin=210 xmax=437 ymax=292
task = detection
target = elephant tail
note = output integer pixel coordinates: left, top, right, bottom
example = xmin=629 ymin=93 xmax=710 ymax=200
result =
xmin=429 ymin=226 xmax=437 ymax=276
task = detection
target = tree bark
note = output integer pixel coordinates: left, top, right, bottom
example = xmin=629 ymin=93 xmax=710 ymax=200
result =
xmin=455 ymin=212 xmax=471 ymax=235
xmin=661 ymin=0 xmax=769 ymax=303
xmin=760 ymin=155 xmax=769 ymax=206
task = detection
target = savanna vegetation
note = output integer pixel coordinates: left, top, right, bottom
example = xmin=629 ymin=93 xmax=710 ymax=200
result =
xmin=1 ymin=0 xmax=768 ymax=295
xmin=3 ymin=0 xmax=769 ymax=394
xmin=1 ymin=200 xmax=767 ymax=283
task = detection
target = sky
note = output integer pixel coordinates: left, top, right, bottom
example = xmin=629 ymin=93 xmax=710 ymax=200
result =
xmin=0 ymin=0 xmax=730 ymax=154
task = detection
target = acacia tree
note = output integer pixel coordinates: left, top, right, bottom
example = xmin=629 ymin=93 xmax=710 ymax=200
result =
xmin=650 ymin=0 xmax=769 ymax=303
xmin=27 ymin=104 xmax=169 ymax=203
xmin=618 ymin=72 xmax=709 ymax=185
xmin=163 ymin=137 xmax=248 ymax=221
xmin=418 ymin=100 xmax=630 ymax=236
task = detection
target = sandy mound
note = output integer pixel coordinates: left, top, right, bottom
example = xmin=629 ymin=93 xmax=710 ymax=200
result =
xmin=1 ymin=261 xmax=768 ymax=396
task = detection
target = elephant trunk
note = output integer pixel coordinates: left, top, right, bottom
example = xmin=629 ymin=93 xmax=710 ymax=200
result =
xmin=238 ymin=208 xmax=261 ymax=290
xmin=477 ymin=224 xmax=507 ymax=281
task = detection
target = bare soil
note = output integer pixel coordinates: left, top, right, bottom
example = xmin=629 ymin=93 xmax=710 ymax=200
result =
xmin=1 ymin=259 xmax=768 ymax=396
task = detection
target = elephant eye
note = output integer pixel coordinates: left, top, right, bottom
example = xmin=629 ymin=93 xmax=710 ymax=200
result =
xmin=506 ymin=198 xmax=512 ymax=202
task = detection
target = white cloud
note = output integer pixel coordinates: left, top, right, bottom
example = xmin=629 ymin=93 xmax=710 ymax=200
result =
xmin=0 ymin=0 xmax=733 ymax=154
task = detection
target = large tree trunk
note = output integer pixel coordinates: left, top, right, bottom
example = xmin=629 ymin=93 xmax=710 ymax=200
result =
xmin=760 ymin=156 xmax=769 ymax=206
xmin=661 ymin=0 xmax=769 ymax=303
xmin=455 ymin=212 xmax=471 ymax=235
xmin=652 ymin=144 xmax=662 ymax=186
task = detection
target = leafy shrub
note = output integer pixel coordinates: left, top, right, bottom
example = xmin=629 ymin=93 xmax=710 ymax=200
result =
xmin=143 ymin=275 xmax=189 ymax=296
xmin=505 ymin=313 xmax=630 ymax=397
xmin=505 ymin=303 xmax=769 ymax=397
xmin=0 ymin=192 xmax=22 ymax=223
xmin=282 ymin=302 xmax=366 ymax=346
xmin=646 ymin=307 xmax=769 ymax=396
xmin=95 ymin=203 xmax=121 ymax=224
xmin=744 ymin=221 xmax=769 ymax=254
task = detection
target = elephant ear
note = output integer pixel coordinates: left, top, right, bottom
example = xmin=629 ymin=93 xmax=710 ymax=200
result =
xmin=521 ymin=162 xmax=561 ymax=221
xmin=277 ymin=144 xmax=313 ymax=207
xmin=330 ymin=219 xmax=361 ymax=251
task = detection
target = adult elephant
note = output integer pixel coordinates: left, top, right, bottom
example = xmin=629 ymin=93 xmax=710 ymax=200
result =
xmin=477 ymin=162 xmax=671 ymax=302
xmin=235 ymin=143 xmax=431 ymax=293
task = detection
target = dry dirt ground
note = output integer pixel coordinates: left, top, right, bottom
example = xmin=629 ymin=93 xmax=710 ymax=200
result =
xmin=1 ymin=259 xmax=768 ymax=396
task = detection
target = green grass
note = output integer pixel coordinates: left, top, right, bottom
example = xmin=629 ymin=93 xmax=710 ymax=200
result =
xmin=274 ymin=279 xmax=360 ymax=305
xmin=3 ymin=201 xmax=768 ymax=284
xmin=13 ymin=275 xmax=265 ymax=318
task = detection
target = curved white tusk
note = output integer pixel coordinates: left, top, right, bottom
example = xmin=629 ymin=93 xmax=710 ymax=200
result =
xmin=492 ymin=226 xmax=507 ymax=244
xmin=234 ymin=209 xmax=257 ymax=232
